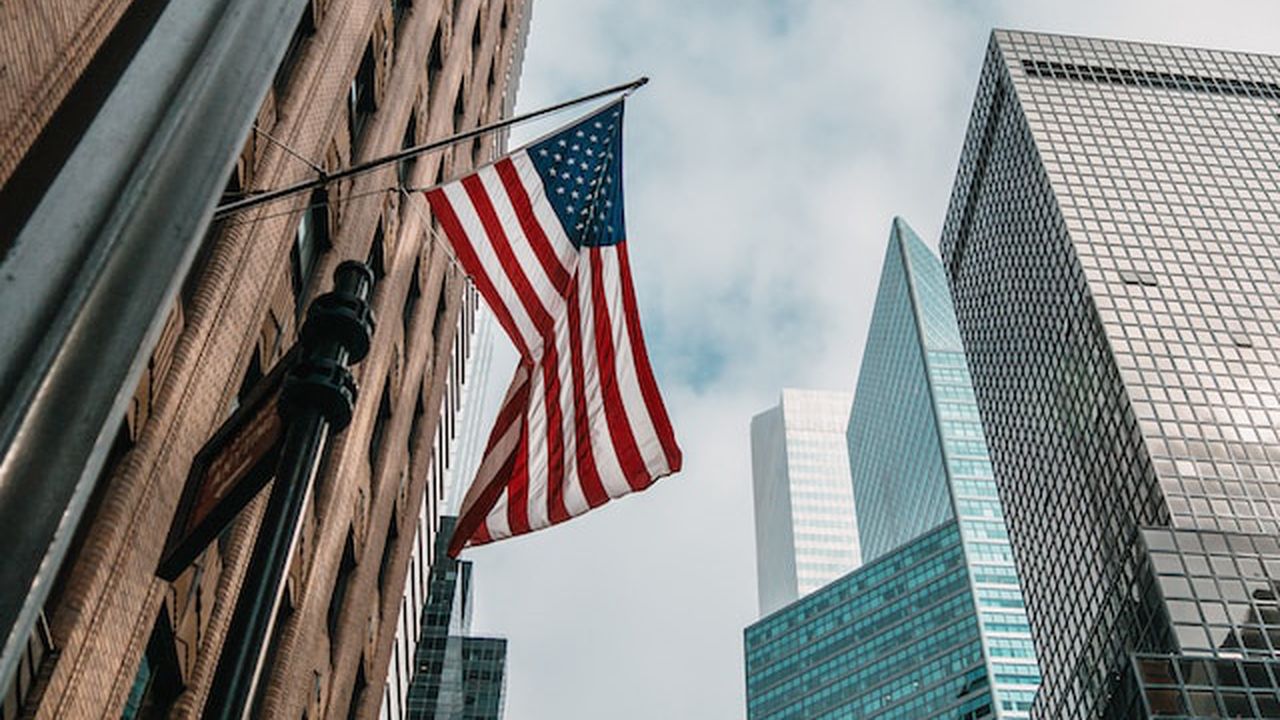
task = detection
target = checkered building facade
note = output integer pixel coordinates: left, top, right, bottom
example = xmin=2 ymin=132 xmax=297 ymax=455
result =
xmin=941 ymin=30 xmax=1280 ymax=718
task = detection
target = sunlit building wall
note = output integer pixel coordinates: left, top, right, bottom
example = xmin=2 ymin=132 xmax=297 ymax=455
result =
xmin=751 ymin=389 xmax=861 ymax=616
xmin=941 ymin=30 xmax=1280 ymax=718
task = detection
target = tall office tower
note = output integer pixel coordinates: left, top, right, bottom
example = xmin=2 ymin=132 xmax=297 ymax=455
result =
xmin=744 ymin=219 xmax=1039 ymax=719
xmin=941 ymin=30 xmax=1280 ymax=718
xmin=751 ymin=389 xmax=860 ymax=615
xmin=400 ymin=517 xmax=507 ymax=720
xmin=0 ymin=2 xmax=530 ymax=719
xmin=381 ymin=307 xmax=500 ymax=717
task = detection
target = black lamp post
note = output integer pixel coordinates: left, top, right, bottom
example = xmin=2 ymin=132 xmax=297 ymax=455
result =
xmin=203 ymin=260 xmax=376 ymax=720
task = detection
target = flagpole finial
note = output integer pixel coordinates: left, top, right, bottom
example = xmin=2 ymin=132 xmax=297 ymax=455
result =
xmin=624 ymin=77 xmax=649 ymax=97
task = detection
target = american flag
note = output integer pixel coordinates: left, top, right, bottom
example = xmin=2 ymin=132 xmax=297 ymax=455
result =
xmin=426 ymin=100 xmax=682 ymax=556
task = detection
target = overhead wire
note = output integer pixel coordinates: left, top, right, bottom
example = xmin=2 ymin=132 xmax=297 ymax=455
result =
xmin=212 ymin=77 xmax=648 ymax=220
xmin=252 ymin=123 xmax=327 ymax=176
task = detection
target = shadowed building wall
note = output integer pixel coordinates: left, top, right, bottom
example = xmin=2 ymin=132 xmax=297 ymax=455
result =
xmin=0 ymin=1 xmax=530 ymax=718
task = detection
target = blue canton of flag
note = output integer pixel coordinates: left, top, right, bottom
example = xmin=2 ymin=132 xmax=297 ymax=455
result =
xmin=528 ymin=104 xmax=626 ymax=247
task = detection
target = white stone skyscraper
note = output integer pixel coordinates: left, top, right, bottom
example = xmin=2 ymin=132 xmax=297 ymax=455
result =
xmin=750 ymin=389 xmax=860 ymax=616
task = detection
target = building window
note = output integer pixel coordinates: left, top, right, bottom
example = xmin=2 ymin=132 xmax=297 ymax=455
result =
xmin=431 ymin=279 xmax=449 ymax=346
xmin=273 ymin=2 xmax=316 ymax=97
xmin=1 ymin=612 xmax=52 ymax=720
xmin=348 ymin=42 xmax=378 ymax=150
xmin=237 ymin=348 xmax=263 ymax=406
xmin=378 ymin=513 xmax=399 ymax=594
xmin=452 ymin=89 xmax=465 ymax=133
xmin=409 ymin=387 xmax=425 ymax=460
xmin=391 ymin=0 xmax=410 ymax=32
xmin=369 ymin=382 xmax=393 ymax=471
xmin=398 ymin=111 xmax=418 ymax=189
xmin=403 ymin=257 xmax=421 ymax=336
xmin=346 ymin=660 xmax=368 ymax=720
xmin=327 ymin=533 xmax=357 ymax=648
xmin=367 ymin=223 xmax=386 ymax=286
xmin=426 ymin=22 xmax=444 ymax=82
xmin=291 ymin=189 xmax=330 ymax=311
xmin=121 ymin=611 xmax=183 ymax=720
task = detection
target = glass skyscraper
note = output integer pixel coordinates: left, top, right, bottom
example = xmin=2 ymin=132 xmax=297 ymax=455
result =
xmin=746 ymin=521 xmax=995 ymax=719
xmin=744 ymin=219 xmax=1039 ymax=718
xmin=751 ymin=389 xmax=861 ymax=615
xmin=402 ymin=517 xmax=508 ymax=719
xmin=941 ymin=30 xmax=1280 ymax=718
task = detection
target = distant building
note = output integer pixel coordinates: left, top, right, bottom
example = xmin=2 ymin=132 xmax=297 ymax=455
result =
xmin=744 ymin=219 xmax=1039 ymax=719
xmin=941 ymin=30 xmax=1280 ymax=718
xmin=746 ymin=521 xmax=994 ymax=719
xmin=381 ymin=301 xmax=501 ymax=717
xmin=751 ymin=389 xmax=860 ymax=615
xmin=458 ymin=638 xmax=507 ymax=720
xmin=401 ymin=517 xmax=507 ymax=720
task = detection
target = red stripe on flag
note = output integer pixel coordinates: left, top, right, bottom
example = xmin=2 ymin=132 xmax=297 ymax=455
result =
xmin=616 ymin=243 xmax=682 ymax=472
xmin=448 ymin=367 xmax=531 ymax=556
xmin=588 ymin=249 xmax=649 ymax=491
xmin=460 ymin=176 xmax=556 ymax=338
xmin=505 ymin=405 xmax=532 ymax=536
xmin=541 ymin=349 xmax=570 ymax=524
xmin=565 ymin=274 xmax=608 ymax=508
xmin=459 ymin=175 xmax=569 ymax=526
xmin=449 ymin=445 xmax=518 ymax=555
xmin=425 ymin=189 xmax=531 ymax=360
xmin=495 ymin=158 xmax=572 ymax=297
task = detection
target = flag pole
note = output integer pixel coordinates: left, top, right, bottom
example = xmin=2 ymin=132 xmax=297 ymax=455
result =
xmin=213 ymin=76 xmax=649 ymax=220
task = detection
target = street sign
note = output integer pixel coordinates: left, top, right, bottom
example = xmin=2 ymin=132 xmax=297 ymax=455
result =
xmin=157 ymin=348 xmax=298 ymax=580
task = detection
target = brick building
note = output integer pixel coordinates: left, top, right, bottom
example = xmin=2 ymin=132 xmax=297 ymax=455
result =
xmin=0 ymin=0 xmax=530 ymax=718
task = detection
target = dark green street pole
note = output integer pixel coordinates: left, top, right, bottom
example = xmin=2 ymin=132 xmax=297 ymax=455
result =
xmin=204 ymin=261 xmax=376 ymax=720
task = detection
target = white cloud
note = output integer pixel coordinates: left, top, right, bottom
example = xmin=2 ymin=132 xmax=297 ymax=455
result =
xmin=466 ymin=2 xmax=1280 ymax=718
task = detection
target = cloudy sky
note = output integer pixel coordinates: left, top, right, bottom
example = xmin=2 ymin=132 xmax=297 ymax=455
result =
xmin=462 ymin=2 xmax=1280 ymax=718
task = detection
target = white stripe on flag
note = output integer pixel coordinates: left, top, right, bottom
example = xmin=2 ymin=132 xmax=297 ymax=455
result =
xmin=521 ymin=361 xmax=552 ymax=531
xmin=485 ymin=486 xmax=512 ymax=542
xmin=596 ymin=245 xmax=670 ymax=478
xmin=511 ymin=152 xmax=579 ymax=271
xmin=476 ymin=165 xmax=566 ymax=319
xmin=553 ymin=305 xmax=591 ymax=517
xmin=574 ymin=249 xmax=631 ymax=499
xmin=441 ymin=181 xmax=544 ymax=356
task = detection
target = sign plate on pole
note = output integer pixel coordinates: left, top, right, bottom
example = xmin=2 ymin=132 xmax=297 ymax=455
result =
xmin=157 ymin=348 xmax=298 ymax=580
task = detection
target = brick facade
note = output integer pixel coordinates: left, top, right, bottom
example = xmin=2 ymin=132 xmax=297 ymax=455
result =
xmin=0 ymin=1 xmax=529 ymax=717
xmin=0 ymin=0 xmax=132 ymax=189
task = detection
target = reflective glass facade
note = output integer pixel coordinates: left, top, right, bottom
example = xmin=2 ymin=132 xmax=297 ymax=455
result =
xmin=752 ymin=389 xmax=861 ymax=615
xmin=745 ymin=522 xmax=994 ymax=719
xmin=850 ymin=220 xmax=963 ymax=562
xmin=940 ymin=30 xmax=1280 ymax=718
xmin=853 ymin=219 xmax=1038 ymax=716
xmin=459 ymin=638 xmax=507 ymax=719
xmin=403 ymin=517 xmax=507 ymax=719
xmin=744 ymin=221 xmax=1038 ymax=718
